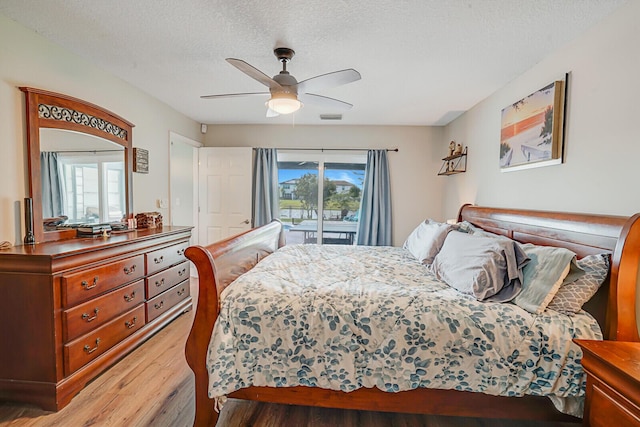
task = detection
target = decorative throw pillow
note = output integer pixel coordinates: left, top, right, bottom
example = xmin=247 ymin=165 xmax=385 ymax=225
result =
xmin=512 ymin=244 xmax=584 ymax=314
xmin=547 ymin=254 xmax=610 ymax=314
xmin=403 ymin=219 xmax=453 ymax=264
xmin=431 ymin=231 xmax=529 ymax=302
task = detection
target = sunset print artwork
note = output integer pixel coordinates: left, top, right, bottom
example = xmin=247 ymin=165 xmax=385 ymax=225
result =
xmin=500 ymin=78 xmax=566 ymax=171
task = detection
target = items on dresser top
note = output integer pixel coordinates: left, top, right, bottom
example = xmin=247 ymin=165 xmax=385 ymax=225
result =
xmin=54 ymin=221 xmax=132 ymax=237
xmin=135 ymin=212 xmax=163 ymax=229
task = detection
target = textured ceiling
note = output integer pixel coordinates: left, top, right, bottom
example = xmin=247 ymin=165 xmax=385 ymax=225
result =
xmin=0 ymin=0 xmax=626 ymax=126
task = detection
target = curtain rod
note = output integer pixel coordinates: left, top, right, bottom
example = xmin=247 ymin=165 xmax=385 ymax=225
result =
xmin=256 ymin=148 xmax=399 ymax=152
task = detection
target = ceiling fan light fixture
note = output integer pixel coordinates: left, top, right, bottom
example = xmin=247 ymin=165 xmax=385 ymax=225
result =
xmin=266 ymin=92 xmax=302 ymax=115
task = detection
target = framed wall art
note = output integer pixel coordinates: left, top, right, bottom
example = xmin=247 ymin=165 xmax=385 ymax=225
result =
xmin=499 ymin=75 xmax=567 ymax=171
xmin=133 ymin=147 xmax=149 ymax=173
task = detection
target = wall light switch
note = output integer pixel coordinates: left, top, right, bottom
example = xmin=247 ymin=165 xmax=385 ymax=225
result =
xmin=157 ymin=199 xmax=168 ymax=209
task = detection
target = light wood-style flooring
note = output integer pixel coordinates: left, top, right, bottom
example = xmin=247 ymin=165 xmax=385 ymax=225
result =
xmin=0 ymin=279 xmax=579 ymax=427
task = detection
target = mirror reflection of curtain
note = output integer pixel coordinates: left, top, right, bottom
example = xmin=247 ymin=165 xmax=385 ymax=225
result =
xmin=252 ymin=148 xmax=279 ymax=227
xmin=356 ymin=149 xmax=392 ymax=246
xmin=40 ymin=152 xmax=65 ymax=218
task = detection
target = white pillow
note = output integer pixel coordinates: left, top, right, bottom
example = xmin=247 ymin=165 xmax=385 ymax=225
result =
xmin=403 ymin=220 xmax=453 ymax=264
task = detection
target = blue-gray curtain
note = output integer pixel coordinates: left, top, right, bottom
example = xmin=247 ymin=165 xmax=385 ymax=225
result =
xmin=356 ymin=149 xmax=392 ymax=246
xmin=252 ymin=148 xmax=279 ymax=227
xmin=40 ymin=152 xmax=65 ymax=218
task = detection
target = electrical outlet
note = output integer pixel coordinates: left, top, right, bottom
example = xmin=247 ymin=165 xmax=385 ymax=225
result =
xmin=157 ymin=198 xmax=168 ymax=209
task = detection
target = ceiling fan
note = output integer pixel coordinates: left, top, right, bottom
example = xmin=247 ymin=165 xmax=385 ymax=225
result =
xmin=201 ymin=47 xmax=361 ymax=117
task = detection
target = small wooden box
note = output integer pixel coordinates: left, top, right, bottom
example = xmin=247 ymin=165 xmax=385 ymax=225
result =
xmin=135 ymin=212 xmax=163 ymax=229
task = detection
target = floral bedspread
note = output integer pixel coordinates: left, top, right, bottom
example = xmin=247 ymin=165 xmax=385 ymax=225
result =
xmin=206 ymin=245 xmax=602 ymax=415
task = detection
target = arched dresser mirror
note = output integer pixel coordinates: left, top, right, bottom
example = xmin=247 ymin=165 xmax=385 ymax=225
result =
xmin=20 ymin=87 xmax=134 ymax=243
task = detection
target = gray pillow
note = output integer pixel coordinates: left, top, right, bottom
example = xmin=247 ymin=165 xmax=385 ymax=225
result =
xmin=431 ymin=231 xmax=529 ymax=302
xmin=512 ymin=244 xmax=584 ymax=314
xmin=547 ymin=254 xmax=609 ymax=314
xmin=403 ymin=219 xmax=453 ymax=264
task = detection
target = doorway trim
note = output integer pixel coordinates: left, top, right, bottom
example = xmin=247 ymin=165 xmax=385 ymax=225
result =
xmin=169 ymin=131 xmax=202 ymax=245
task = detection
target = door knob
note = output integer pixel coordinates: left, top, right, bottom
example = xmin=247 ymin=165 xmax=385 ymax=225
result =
xmin=243 ymin=219 xmax=250 ymax=224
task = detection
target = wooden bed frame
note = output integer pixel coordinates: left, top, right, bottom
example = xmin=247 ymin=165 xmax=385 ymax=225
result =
xmin=184 ymin=205 xmax=640 ymax=426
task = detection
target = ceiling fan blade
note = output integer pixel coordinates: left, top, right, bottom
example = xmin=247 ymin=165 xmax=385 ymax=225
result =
xmin=200 ymin=92 xmax=269 ymax=99
xmin=226 ymin=58 xmax=283 ymax=90
xmin=266 ymin=108 xmax=280 ymax=118
xmin=299 ymin=93 xmax=353 ymax=111
xmin=296 ymin=69 xmax=361 ymax=94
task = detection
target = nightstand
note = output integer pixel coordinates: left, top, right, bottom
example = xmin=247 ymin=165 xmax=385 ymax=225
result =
xmin=574 ymin=340 xmax=640 ymax=427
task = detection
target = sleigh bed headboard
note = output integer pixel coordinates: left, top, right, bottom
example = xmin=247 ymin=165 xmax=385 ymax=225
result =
xmin=458 ymin=204 xmax=640 ymax=341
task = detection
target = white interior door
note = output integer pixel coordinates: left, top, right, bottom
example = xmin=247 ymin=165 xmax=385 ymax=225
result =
xmin=198 ymin=147 xmax=252 ymax=245
xmin=169 ymin=132 xmax=201 ymax=241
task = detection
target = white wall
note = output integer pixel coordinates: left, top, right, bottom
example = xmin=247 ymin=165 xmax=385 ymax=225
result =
xmin=0 ymin=14 xmax=202 ymax=244
xmin=204 ymin=125 xmax=444 ymax=246
xmin=442 ymin=0 xmax=640 ymax=220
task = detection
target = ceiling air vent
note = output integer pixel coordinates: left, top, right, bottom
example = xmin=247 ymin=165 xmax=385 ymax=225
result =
xmin=320 ymin=114 xmax=342 ymax=121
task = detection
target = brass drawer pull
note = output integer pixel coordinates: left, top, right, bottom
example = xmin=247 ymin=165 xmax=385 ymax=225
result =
xmin=177 ymin=248 xmax=185 ymax=256
xmin=178 ymin=268 xmax=187 ymax=277
xmin=123 ymin=265 xmax=137 ymax=275
xmin=155 ymin=278 xmax=165 ymax=287
xmin=177 ymin=288 xmax=186 ymax=296
xmin=125 ymin=316 xmax=138 ymax=329
xmin=81 ymin=276 xmax=99 ymax=290
xmin=81 ymin=308 xmax=99 ymax=322
xmin=153 ymin=256 xmax=164 ymax=264
xmin=154 ymin=301 xmax=164 ymax=310
xmin=83 ymin=338 xmax=100 ymax=354
xmin=123 ymin=291 xmax=136 ymax=302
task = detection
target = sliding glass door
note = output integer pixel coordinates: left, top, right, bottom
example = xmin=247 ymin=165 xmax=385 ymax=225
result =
xmin=277 ymin=151 xmax=365 ymax=245
xmin=321 ymin=162 xmax=364 ymax=245
xmin=277 ymin=159 xmax=319 ymax=244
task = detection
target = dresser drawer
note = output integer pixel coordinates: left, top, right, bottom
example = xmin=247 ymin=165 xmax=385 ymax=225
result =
xmin=588 ymin=382 xmax=640 ymax=427
xmin=62 ymin=255 xmax=145 ymax=307
xmin=146 ymin=261 xmax=189 ymax=299
xmin=64 ymin=304 xmax=146 ymax=375
xmin=63 ymin=280 xmax=145 ymax=342
xmin=146 ymin=281 xmax=190 ymax=322
xmin=146 ymin=242 xmax=188 ymax=275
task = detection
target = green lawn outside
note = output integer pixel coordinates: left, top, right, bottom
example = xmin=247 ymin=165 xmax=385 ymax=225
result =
xmin=279 ymin=199 xmax=303 ymax=208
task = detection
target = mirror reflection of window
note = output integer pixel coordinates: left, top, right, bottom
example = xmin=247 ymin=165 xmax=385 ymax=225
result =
xmin=59 ymin=155 xmax=125 ymax=224
xmin=40 ymin=128 xmax=125 ymax=226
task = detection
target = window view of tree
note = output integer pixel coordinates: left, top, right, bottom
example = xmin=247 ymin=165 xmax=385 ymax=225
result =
xmin=324 ymin=184 xmax=361 ymax=220
xmin=294 ymin=173 xmax=336 ymax=219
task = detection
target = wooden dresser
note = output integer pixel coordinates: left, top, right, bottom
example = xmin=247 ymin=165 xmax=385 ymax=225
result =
xmin=0 ymin=226 xmax=192 ymax=411
xmin=574 ymin=340 xmax=640 ymax=427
